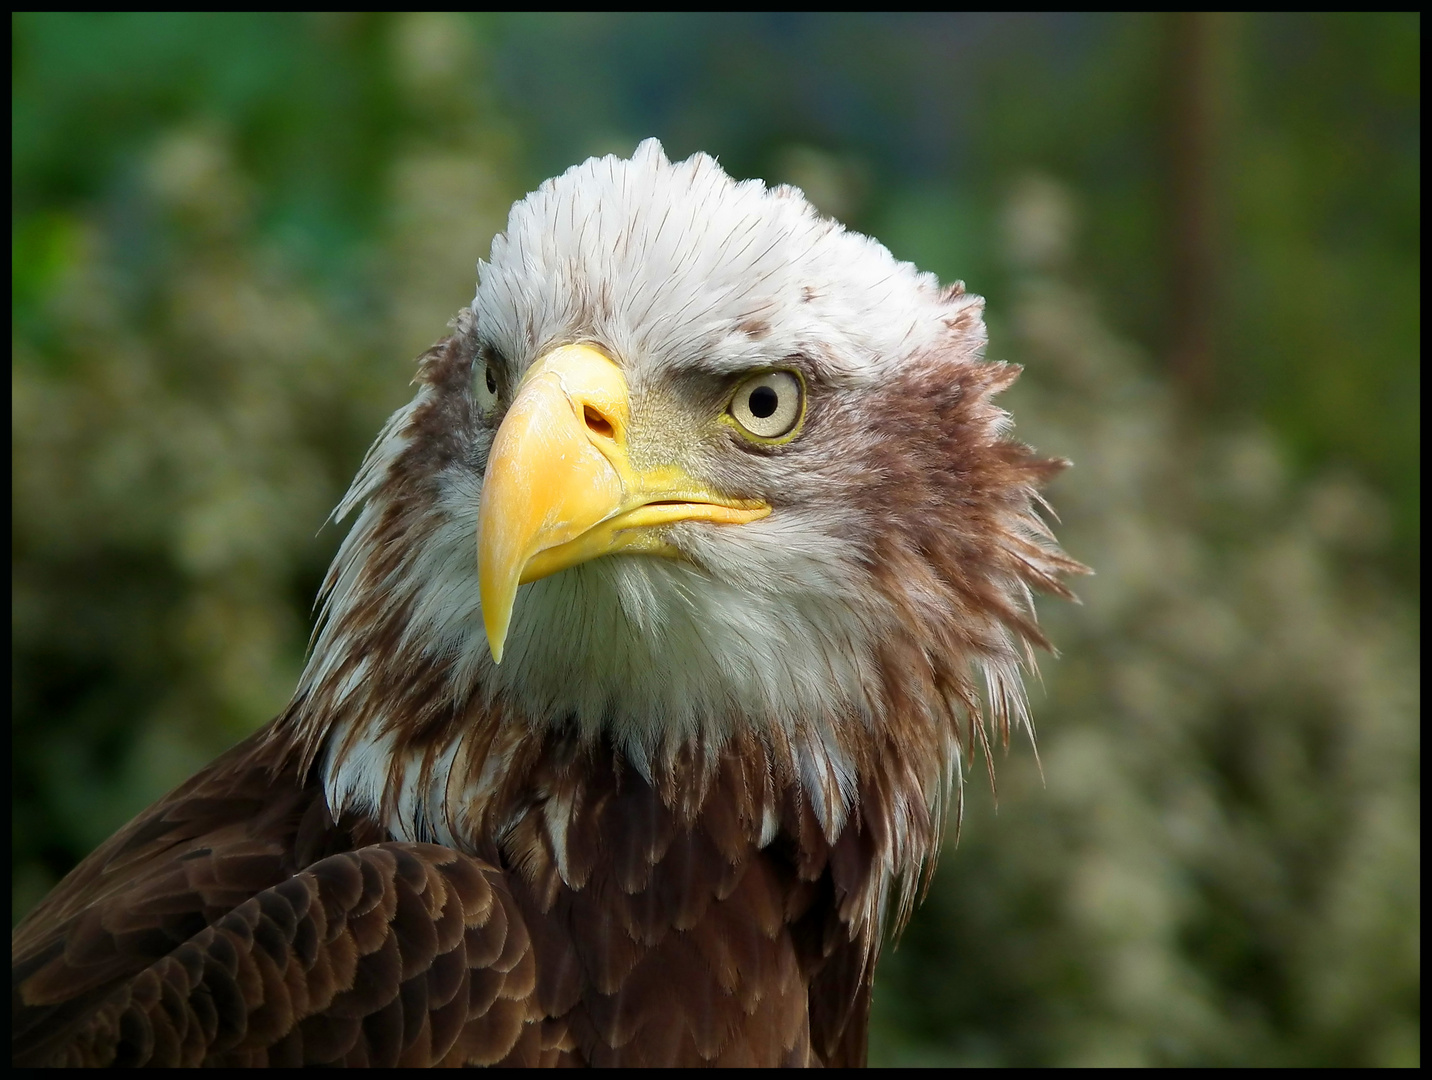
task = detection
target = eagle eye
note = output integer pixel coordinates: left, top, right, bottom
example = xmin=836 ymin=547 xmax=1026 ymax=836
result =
xmin=728 ymin=369 xmax=805 ymax=442
xmin=475 ymin=359 xmax=500 ymax=416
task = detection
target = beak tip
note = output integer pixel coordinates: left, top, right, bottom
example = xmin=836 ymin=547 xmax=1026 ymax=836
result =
xmin=478 ymin=555 xmax=515 ymax=667
xmin=483 ymin=613 xmax=508 ymax=666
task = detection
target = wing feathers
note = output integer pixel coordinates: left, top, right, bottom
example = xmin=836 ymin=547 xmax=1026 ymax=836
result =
xmin=15 ymin=842 xmax=539 ymax=1067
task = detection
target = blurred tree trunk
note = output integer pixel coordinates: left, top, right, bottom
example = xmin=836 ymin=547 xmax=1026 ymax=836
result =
xmin=1165 ymin=12 xmax=1235 ymax=403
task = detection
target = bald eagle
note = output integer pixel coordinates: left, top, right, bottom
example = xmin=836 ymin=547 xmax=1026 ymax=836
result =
xmin=12 ymin=140 xmax=1082 ymax=1067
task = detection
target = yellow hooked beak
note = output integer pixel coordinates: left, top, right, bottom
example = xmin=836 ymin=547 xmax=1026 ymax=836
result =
xmin=478 ymin=343 xmax=769 ymax=663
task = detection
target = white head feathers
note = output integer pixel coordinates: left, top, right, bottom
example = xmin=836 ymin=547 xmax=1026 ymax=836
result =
xmin=475 ymin=138 xmax=962 ymax=387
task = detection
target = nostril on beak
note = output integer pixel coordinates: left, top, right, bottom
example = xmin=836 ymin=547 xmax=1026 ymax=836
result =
xmin=583 ymin=405 xmax=616 ymax=440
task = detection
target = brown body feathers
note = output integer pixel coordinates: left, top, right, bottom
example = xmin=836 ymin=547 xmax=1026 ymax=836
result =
xmin=14 ymin=726 xmax=879 ymax=1065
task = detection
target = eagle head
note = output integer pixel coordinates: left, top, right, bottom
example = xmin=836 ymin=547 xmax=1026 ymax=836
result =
xmin=295 ymin=139 xmax=1082 ymax=923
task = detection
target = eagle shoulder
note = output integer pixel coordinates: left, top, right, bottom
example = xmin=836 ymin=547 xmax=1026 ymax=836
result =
xmin=11 ymin=727 xmax=544 ymax=1067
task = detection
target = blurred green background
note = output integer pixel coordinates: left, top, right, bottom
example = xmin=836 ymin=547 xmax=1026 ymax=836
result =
xmin=11 ymin=13 xmax=1419 ymax=1066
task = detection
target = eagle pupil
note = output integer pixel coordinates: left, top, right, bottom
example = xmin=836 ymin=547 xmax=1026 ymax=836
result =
xmin=485 ymin=366 xmax=498 ymax=394
xmin=749 ymin=385 xmax=778 ymax=419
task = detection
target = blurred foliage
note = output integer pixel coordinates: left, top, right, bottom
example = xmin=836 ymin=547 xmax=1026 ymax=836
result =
xmin=11 ymin=12 xmax=1419 ymax=1066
